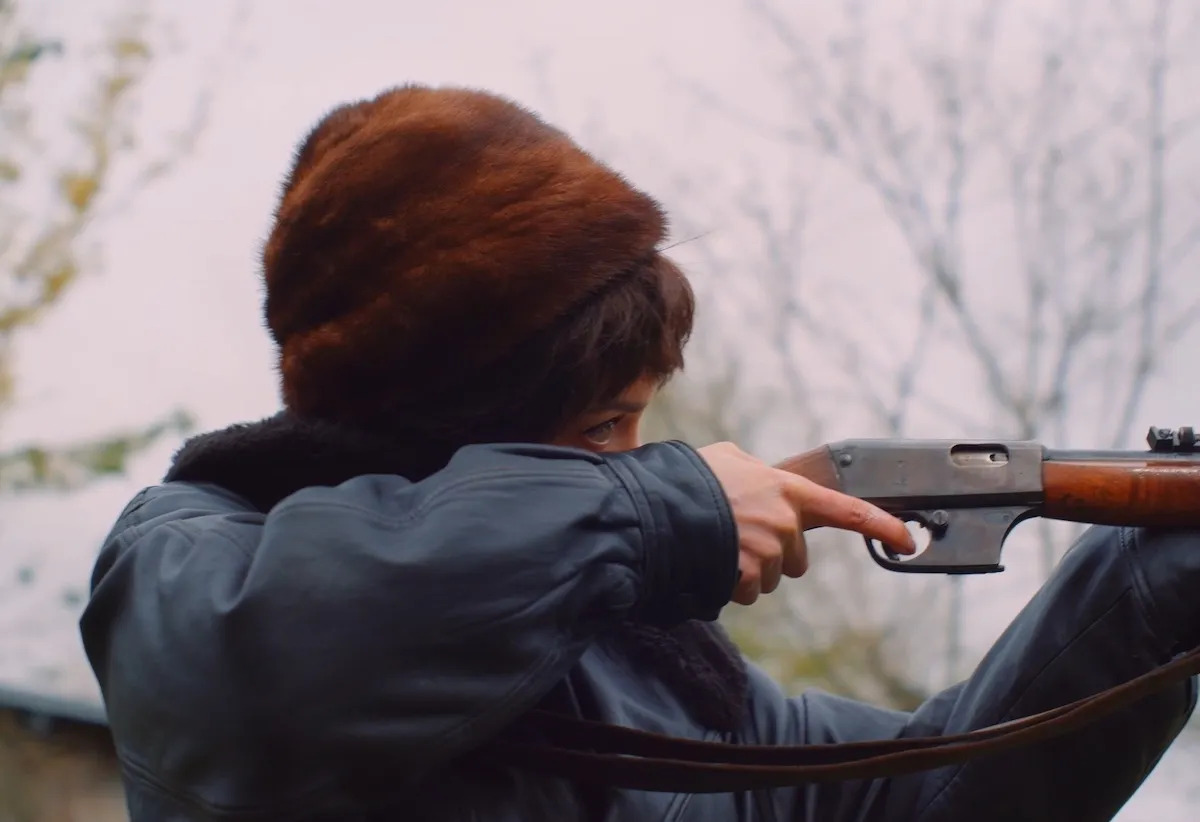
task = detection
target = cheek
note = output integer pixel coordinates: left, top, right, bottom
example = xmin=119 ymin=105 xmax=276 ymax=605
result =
xmin=612 ymin=418 xmax=644 ymax=451
xmin=608 ymin=433 xmax=642 ymax=452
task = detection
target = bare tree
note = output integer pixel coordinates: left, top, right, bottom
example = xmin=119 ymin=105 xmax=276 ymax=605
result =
xmin=639 ymin=0 xmax=1200 ymax=706
xmin=732 ymin=0 xmax=1198 ymax=546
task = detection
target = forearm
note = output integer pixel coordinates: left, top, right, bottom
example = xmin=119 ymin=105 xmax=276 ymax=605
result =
xmin=740 ymin=526 xmax=1199 ymax=822
xmin=892 ymin=526 xmax=1199 ymax=822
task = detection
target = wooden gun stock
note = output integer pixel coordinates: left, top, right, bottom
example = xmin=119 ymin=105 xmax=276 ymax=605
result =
xmin=1042 ymin=456 xmax=1200 ymax=527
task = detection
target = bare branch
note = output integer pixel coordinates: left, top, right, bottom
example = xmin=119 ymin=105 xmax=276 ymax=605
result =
xmin=0 ymin=1 xmax=243 ymax=497
xmin=1163 ymin=297 xmax=1200 ymax=343
xmin=642 ymin=0 xmax=1200 ymax=708
xmin=0 ymin=409 xmax=193 ymax=493
xmin=1109 ymin=0 xmax=1172 ymax=446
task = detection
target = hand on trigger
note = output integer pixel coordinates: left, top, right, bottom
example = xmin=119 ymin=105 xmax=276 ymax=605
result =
xmin=697 ymin=442 xmax=916 ymax=605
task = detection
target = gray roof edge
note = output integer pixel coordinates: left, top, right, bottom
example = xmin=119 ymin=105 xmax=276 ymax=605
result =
xmin=0 ymin=684 xmax=108 ymax=727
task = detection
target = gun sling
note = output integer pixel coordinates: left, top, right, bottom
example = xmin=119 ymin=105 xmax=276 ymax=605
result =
xmin=487 ymin=643 xmax=1200 ymax=792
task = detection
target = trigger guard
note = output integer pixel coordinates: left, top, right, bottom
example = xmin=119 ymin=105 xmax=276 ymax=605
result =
xmin=862 ymin=506 xmax=1028 ymax=574
xmin=865 ymin=510 xmax=931 ymax=571
xmin=863 ymin=530 xmax=1009 ymax=575
xmin=864 ymin=536 xmax=908 ymax=571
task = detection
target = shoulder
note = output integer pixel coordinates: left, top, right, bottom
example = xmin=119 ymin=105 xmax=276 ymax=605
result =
xmin=112 ymin=481 xmax=258 ymax=530
xmin=94 ymin=482 xmax=265 ymax=581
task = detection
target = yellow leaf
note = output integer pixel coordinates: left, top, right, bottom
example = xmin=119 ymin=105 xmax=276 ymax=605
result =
xmin=112 ymin=37 xmax=151 ymax=60
xmin=42 ymin=260 xmax=78 ymax=300
xmin=106 ymin=73 xmax=134 ymax=99
xmin=0 ymin=304 xmax=36 ymax=333
xmin=0 ymin=359 xmax=13 ymax=409
xmin=60 ymin=173 xmax=98 ymax=212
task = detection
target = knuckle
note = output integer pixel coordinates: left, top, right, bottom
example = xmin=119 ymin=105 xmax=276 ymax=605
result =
xmin=847 ymin=502 xmax=876 ymax=528
xmin=760 ymin=538 xmax=785 ymax=561
xmin=772 ymin=512 xmax=800 ymax=539
xmin=734 ymin=577 xmax=761 ymax=605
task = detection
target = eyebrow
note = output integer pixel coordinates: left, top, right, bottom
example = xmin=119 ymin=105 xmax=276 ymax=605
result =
xmin=596 ymin=400 xmax=647 ymax=414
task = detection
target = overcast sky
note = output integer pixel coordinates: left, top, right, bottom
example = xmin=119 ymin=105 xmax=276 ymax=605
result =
xmin=2 ymin=1 xmax=1197 ymax=817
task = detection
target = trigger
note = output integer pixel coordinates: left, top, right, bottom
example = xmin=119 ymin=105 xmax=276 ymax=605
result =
xmin=864 ymin=536 xmax=912 ymax=572
xmin=883 ymin=510 xmax=944 ymax=563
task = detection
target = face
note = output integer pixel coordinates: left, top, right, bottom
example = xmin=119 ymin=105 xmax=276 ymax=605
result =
xmin=548 ymin=375 xmax=658 ymax=453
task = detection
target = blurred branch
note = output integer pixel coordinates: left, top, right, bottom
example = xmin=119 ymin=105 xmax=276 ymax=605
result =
xmin=1109 ymin=0 xmax=1172 ymax=446
xmin=0 ymin=0 xmax=244 ymax=494
xmin=647 ymin=0 xmax=1200 ymax=702
xmin=0 ymin=409 xmax=193 ymax=492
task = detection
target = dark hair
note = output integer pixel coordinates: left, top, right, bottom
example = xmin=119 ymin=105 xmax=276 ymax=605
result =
xmin=349 ymin=253 xmax=694 ymax=476
xmin=510 ymin=253 xmax=695 ymax=438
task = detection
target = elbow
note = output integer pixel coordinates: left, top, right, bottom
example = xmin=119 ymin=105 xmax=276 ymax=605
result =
xmin=79 ymin=522 xmax=278 ymax=730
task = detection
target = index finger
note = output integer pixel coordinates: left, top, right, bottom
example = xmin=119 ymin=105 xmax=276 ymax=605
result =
xmin=782 ymin=475 xmax=917 ymax=554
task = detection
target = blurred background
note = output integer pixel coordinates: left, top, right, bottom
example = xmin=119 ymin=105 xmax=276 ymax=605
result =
xmin=0 ymin=0 xmax=1197 ymax=818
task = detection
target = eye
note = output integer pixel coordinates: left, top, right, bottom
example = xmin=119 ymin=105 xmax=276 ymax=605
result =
xmin=583 ymin=417 xmax=622 ymax=446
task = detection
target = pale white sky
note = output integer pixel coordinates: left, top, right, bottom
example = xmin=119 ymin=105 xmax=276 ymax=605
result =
xmin=2 ymin=1 xmax=1198 ymax=817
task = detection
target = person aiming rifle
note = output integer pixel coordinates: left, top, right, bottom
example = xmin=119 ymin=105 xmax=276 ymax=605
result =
xmin=80 ymin=86 xmax=1200 ymax=821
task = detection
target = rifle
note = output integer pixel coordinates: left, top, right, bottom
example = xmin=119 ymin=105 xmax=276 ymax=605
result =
xmin=778 ymin=424 xmax=1200 ymax=574
xmin=494 ymin=426 xmax=1200 ymax=793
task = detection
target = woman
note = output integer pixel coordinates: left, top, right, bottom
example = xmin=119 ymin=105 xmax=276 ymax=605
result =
xmin=80 ymin=85 xmax=1199 ymax=821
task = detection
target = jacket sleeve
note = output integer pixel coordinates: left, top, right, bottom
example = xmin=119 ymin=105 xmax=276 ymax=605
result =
xmin=742 ymin=525 xmax=1200 ymax=822
xmin=79 ymin=441 xmax=738 ymax=798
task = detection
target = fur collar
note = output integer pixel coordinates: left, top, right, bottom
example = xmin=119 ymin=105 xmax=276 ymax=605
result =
xmin=165 ymin=411 xmax=422 ymax=509
xmin=165 ymin=413 xmax=749 ymax=733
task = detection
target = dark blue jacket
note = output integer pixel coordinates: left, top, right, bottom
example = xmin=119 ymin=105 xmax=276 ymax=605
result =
xmin=79 ymin=434 xmax=1198 ymax=821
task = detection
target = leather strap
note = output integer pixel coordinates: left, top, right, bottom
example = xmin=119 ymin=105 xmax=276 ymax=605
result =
xmin=489 ymin=646 xmax=1200 ymax=792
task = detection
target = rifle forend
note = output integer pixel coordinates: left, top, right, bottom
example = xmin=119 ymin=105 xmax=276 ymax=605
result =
xmin=775 ymin=426 xmax=1200 ymax=574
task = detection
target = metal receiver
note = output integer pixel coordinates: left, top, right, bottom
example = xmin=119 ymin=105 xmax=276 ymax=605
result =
xmin=827 ymin=439 xmax=1044 ymax=574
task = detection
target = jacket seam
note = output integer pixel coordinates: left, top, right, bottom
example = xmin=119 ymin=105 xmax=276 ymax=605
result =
xmin=271 ymin=467 xmax=609 ymax=527
xmin=1119 ymin=526 xmax=1177 ymax=658
xmin=665 ymin=440 xmax=737 ymax=567
xmin=165 ymin=520 xmax=255 ymax=559
xmin=597 ymin=455 xmax=659 ymax=608
xmin=115 ymin=492 xmax=156 ymax=543
xmin=912 ymin=589 xmax=1142 ymax=819
xmin=115 ymin=755 xmax=330 ymax=820
xmin=119 ymin=488 xmax=154 ymax=522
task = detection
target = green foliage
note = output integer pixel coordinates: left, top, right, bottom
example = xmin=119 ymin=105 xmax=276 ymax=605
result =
xmin=0 ymin=3 xmax=151 ymax=354
xmin=0 ymin=409 xmax=194 ymax=493
xmin=723 ymin=611 xmax=928 ymax=711
xmin=0 ymin=0 xmax=224 ymax=807
xmin=0 ymin=0 xmax=211 ymax=495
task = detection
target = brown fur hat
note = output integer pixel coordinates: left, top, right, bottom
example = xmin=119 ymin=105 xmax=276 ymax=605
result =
xmin=262 ymin=84 xmax=669 ymax=429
